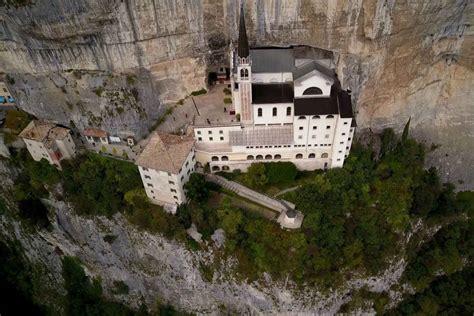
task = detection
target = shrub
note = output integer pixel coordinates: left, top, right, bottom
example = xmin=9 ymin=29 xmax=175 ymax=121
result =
xmin=6 ymin=74 xmax=15 ymax=85
xmin=126 ymin=74 xmax=136 ymax=85
xmin=4 ymin=109 xmax=32 ymax=133
xmin=93 ymin=87 xmax=104 ymax=97
xmin=223 ymin=97 xmax=232 ymax=104
xmin=264 ymin=162 xmax=297 ymax=184
xmin=191 ymin=88 xmax=207 ymax=96
xmin=112 ymin=280 xmax=129 ymax=295
xmin=223 ymin=87 xmax=231 ymax=95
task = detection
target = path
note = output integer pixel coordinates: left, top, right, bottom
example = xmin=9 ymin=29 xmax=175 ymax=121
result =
xmin=274 ymin=185 xmax=301 ymax=197
xmin=204 ymin=173 xmax=304 ymax=229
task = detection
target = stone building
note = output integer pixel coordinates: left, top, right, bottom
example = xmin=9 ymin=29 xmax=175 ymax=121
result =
xmin=19 ymin=120 xmax=76 ymax=167
xmin=137 ymin=7 xmax=355 ymax=210
xmin=194 ymin=7 xmax=355 ymax=173
xmin=135 ymin=132 xmax=196 ymax=213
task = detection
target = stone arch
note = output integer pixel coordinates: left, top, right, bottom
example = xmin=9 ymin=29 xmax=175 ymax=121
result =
xmin=265 ymin=154 xmax=272 ymax=160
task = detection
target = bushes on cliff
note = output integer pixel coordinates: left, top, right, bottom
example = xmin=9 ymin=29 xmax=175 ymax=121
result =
xmin=244 ymin=161 xmax=297 ymax=188
xmin=61 ymin=153 xmax=142 ymax=216
xmin=389 ymin=268 xmax=474 ymax=315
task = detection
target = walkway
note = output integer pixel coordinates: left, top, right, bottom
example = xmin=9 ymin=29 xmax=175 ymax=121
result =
xmin=204 ymin=173 xmax=304 ymax=229
xmin=274 ymin=185 xmax=302 ymax=197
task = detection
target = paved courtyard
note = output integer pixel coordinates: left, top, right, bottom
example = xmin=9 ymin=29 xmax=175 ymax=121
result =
xmin=157 ymin=84 xmax=238 ymax=134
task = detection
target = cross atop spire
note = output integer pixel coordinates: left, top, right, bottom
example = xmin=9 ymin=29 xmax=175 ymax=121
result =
xmin=238 ymin=4 xmax=249 ymax=58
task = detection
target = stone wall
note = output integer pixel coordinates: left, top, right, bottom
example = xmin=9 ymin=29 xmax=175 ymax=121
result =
xmin=0 ymin=0 xmax=473 ymax=187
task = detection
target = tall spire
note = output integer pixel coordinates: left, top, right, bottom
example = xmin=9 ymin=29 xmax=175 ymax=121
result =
xmin=238 ymin=4 xmax=249 ymax=58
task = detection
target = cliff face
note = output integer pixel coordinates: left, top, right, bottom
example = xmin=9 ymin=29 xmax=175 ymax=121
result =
xmin=1 ymin=0 xmax=473 ymax=187
xmin=0 ymin=161 xmax=409 ymax=314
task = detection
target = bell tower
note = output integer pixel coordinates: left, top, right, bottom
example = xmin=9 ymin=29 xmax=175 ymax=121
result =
xmin=236 ymin=5 xmax=253 ymax=125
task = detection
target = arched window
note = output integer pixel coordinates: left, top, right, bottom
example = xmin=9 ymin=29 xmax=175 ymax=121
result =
xmin=222 ymin=166 xmax=230 ymax=171
xmin=211 ymin=156 xmax=219 ymax=161
xmin=265 ymin=154 xmax=272 ymax=160
xmin=308 ymin=153 xmax=316 ymax=158
xmin=303 ymin=87 xmax=323 ymax=95
xmin=274 ymin=154 xmax=281 ymax=159
xmin=240 ymin=69 xmax=244 ymax=79
xmin=221 ymin=156 xmax=229 ymax=161
xmin=247 ymin=155 xmax=254 ymax=160
xmin=272 ymin=107 xmax=277 ymax=116
xmin=258 ymin=108 xmax=263 ymax=117
xmin=298 ymin=116 xmax=306 ymax=120
xmin=212 ymin=166 xmax=220 ymax=171
xmin=244 ymin=69 xmax=249 ymax=78
xmin=321 ymin=153 xmax=329 ymax=158
xmin=296 ymin=153 xmax=303 ymax=159
xmin=312 ymin=115 xmax=320 ymax=119
xmin=256 ymin=155 xmax=263 ymax=160
xmin=326 ymin=115 xmax=334 ymax=119
xmin=286 ymin=107 xmax=291 ymax=116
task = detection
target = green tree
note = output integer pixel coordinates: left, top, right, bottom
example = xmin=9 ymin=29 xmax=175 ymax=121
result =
xmin=245 ymin=163 xmax=267 ymax=188
xmin=183 ymin=173 xmax=210 ymax=203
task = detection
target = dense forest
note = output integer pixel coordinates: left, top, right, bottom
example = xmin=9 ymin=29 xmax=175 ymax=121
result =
xmin=0 ymin=124 xmax=472 ymax=314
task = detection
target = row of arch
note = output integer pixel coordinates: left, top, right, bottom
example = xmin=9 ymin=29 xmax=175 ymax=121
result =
xmin=298 ymin=115 xmax=334 ymax=120
xmin=211 ymin=156 xmax=228 ymax=161
xmin=246 ymin=153 xmax=328 ymax=160
xmin=212 ymin=165 xmax=230 ymax=171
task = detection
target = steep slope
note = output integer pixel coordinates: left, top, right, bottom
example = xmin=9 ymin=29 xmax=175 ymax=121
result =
xmin=0 ymin=0 xmax=473 ymax=187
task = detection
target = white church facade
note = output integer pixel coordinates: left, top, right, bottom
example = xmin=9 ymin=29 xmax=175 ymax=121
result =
xmin=136 ymin=8 xmax=356 ymax=210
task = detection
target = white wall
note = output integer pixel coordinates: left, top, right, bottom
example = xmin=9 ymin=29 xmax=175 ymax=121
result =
xmin=138 ymin=147 xmax=196 ymax=212
xmin=252 ymin=72 xmax=292 ymax=83
xmin=294 ymin=70 xmax=332 ymax=97
xmin=55 ymin=133 xmax=76 ymax=159
xmin=24 ymin=139 xmax=54 ymax=164
xmin=194 ymin=125 xmax=241 ymax=143
xmin=331 ymin=118 xmax=353 ymax=167
xmin=253 ymin=103 xmax=293 ymax=125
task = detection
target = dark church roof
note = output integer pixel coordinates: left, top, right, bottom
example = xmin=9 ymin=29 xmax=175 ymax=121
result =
xmin=238 ymin=6 xmax=249 ymax=58
xmin=250 ymin=48 xmax=295 ymax=73
xmin=294 ymin=84 xmax=354 ymax=118
xmin=338 ymin=90 xmax=354 ymax=118
xmin=252 ymin=83 xmax=294 ymax=104
xmin=294 ymin=97 xmax=337 ymax=116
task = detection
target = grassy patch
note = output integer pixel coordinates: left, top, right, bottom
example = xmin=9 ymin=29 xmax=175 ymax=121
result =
xmin=190 ymin=88 xmax=207 ymax=96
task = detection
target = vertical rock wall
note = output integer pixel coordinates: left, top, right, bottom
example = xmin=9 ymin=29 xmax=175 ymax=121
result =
xmin=0 ymin=0 xmax=473 ymax=187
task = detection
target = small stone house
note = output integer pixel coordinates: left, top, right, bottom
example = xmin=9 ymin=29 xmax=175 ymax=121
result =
xmin=84 ymin=128 xmax=109 ymax=145
xmin=135 ymin=132 xmax=196 ymax=213
xmin=19 ymin=120 xmax=76 ymax=167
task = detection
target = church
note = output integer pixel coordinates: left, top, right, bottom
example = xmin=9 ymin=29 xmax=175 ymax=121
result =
xmin=136 ymin=8 xmax=356 ymax=211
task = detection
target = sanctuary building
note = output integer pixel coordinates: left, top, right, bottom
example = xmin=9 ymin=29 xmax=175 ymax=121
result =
xmin=136 ymin=8 xmax=356 ymax=211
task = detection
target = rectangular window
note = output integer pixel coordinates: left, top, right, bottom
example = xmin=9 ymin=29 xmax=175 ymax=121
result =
xmin=326 ymin=126 xmax=331 ymax=129
xmin=198 ymin=137 xmax=202 ymax=141
xmin=181 ymin=176 xmax=184 ymax=181
xmin=325 ymin=134 xmax=330 ymax=139
xmin=313 ymin=126 xmax=317 ymax=130
xmin=208 ymin=130 xmax=212 ymax=134
xmin=151 ymin=190 xmax=154 ymax=193
xmin=219 ymin=130 xmax=223 ymax=134
xmin=168 ymin=181 xmax=175 ymax=185
xmin=342 ymin=133 xmax=346 ymax=136
xmin=197 ymin=131 xmax=201 ymax=135
xmin=299 ymin=126 xmax=303 ymax=130
xmin=142 ymin=167 xmax=149 ymax=172
xmin=338 ymin=150 xmax=342 ymax=153
xmin=340 ymin=141 xmax=344 ymax=144
xmin=147 ymin=183 xmax=153 ymax=188
xmin=144 ymin=175 xmax=151 ymax=179
xmin=312 ymin=135 xmax=316 ymax=139
xmin=337 ymin=159 xmax=341 ymax=161
xmin=209 ymin=137 xmax=213 ymax=141
xmin=170 ymin=189 xmax=177 ymax=193
xmin=344 ymin=122 xmax=348 ymax=125
xmin=348 ymin=137 xmax=352 ymax=141
xmin=298 ymin=135 xmax=303 ymax=139
xmin=220 ymin=137 xmax=224 ymax=141
xmin=185 ymin=161 xmax=189 ymax=167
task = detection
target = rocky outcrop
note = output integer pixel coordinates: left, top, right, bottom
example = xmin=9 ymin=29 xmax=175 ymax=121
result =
xmin=1 ymin=0 xmax=473 ymax=187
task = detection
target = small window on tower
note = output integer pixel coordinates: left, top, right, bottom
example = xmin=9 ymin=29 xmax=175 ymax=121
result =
xmin=234 ymin=82 xmax=239 ymax=90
